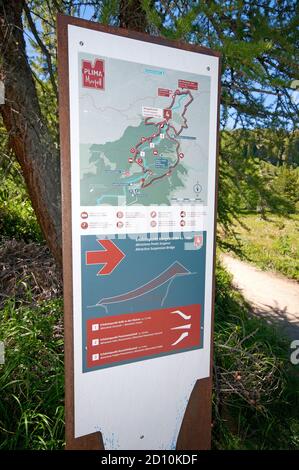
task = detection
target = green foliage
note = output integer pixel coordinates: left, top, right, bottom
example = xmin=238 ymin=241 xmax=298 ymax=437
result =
xmin=0 ymin=122 xmax=42 ymax=242
xmin=23 ymin=1 xmax=298 ymax=132
xmin=0 ymin=165 xmax=43 ymax=243
xmin=219 ymin=130 xmax=299 ymax=233
xmin=0 ymin=297 xmax=64 ymax=449
xmin=0 ymin=263 xmax=298 ymax=449
xmin=23 ymin=1 xmax=59 ymax=142
xmin=273 ymin=165 xmax=299 ymax=209
xmin=143 ymin=0 xmax=298 ymax=129
xmin=223 ymin=213 xmax=299 ymax=280
xmin=213 ymin=262 xmax=299 ymax=449
xmin=10 ymin=1 xmax=299 ymax=241
xmin=100 ymin=0 xmax=119 ymax=26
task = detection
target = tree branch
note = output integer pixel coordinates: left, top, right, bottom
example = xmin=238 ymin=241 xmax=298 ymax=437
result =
xmin=23 ymin=2 xmax=58 ymax=99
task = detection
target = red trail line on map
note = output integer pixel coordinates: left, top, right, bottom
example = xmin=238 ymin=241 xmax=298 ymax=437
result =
xmin=130 ymin=89 xmax=194 ymax=189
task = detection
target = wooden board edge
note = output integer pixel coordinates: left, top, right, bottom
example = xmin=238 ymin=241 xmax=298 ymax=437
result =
xmin=176 ymin=56 xmax=221 ymax=451
xmin=57 ymin=13 xmax=103 ymax=450
xmin=57 ymin=12 xmax=221 ymax=451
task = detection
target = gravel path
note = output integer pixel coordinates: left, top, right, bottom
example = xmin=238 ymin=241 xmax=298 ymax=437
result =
xmin=221 ymin=253 xmax=299 ymax=340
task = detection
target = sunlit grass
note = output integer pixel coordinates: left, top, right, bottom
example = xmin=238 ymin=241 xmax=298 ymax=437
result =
xmin=222 ymin=213 xmax=299 ymax=280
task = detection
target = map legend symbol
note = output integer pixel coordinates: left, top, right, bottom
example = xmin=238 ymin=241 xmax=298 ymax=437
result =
xmin=193 ymin=182 xmax=202 ymax=194
xmin=163 ymin=109 xmax=172 ymax=120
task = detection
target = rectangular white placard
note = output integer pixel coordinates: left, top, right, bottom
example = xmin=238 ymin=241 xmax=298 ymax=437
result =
xmin=65 ymin=22 xmax=220 ymax=450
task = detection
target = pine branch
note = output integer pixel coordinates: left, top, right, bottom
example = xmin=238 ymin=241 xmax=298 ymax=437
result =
xmin=23 ymin=2 xmax=58 ymax=100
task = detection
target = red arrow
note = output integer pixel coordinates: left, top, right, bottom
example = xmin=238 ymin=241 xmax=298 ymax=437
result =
xmin=86 ymin=240 xmax=125 ymax=275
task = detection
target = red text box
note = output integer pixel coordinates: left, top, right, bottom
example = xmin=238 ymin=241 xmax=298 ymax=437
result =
xmin=87 ymin=304 xmax=201 ymax=368
xmin=178 ymin=79 xmax=198 ymax=90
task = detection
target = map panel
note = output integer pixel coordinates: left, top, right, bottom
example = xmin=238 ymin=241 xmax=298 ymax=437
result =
xmin=79 ymin=53 xmax=211 ymax=207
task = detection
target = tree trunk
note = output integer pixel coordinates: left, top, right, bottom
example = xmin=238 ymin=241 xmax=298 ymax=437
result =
xmin=0 ymin=0 xmax=62 ymax=265
xmin=119 ymin=0 xmax=148 ymax=32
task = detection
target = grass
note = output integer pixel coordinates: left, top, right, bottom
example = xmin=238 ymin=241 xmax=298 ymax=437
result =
xmin=0 ymin=264 xmax=298 ymax=450
xmin=0 ymin=169 xmax=43 ymax=244
xmin=0 ymin=297 xmax=64 ymax=449
xmin=222 ymin=212 xmax=299 ymax=280
xmin=213 ymin=262 xmax=299 ymax=449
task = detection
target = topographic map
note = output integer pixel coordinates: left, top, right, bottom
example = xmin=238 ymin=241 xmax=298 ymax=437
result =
xmin=79 ymin=53 xmax=211 ymax=206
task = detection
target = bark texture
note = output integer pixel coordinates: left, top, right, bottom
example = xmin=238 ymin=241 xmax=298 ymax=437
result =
xmin=119 ymin=0 xmax=148 ymax=32
xmin=0 ymin=0 xmax=62 ymax=265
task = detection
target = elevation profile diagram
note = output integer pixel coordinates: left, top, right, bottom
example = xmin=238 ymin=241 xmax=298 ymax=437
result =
xmin=88 ymin=261 xmax=196 ymax=308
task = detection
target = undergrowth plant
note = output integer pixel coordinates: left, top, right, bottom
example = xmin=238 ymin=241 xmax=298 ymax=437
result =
xmin=0 ymin=297 xmax=64 ymax=449
xmin=213 ymin=263 xmax=299 ymax=449
xmin=0 ymin=265 xmax=298 ymax=449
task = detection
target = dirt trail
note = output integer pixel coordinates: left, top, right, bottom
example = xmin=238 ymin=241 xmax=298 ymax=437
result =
xmin=221 ymin=254 xmax=299 ymax=340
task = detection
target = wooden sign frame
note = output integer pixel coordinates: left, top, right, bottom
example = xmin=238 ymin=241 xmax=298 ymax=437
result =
xmin=57 ymin=13 xmax=221 ymax=451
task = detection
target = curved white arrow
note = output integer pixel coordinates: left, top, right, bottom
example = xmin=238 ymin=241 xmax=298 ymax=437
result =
xmin=171 ymin=324 xmax=191 ymax=330
xmin=171 ymin=332 xmax=189 ymax=346
xmin=171 ymin=310 xmax=191 ymax=321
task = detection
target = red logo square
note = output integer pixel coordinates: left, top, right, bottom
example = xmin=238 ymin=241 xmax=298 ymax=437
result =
xmin=82 ymin=59 xmax=105 ymax=90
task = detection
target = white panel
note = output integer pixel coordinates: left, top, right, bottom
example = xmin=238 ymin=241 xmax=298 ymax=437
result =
xmin=68 ymin=24 xmax=219 ymax=450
